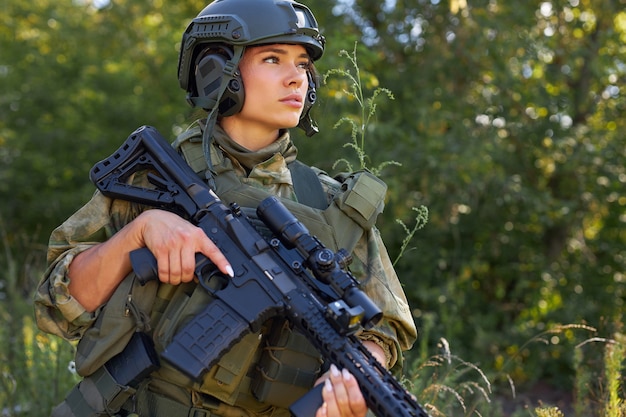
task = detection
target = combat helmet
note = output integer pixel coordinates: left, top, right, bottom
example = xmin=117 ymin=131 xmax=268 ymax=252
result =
xmin=178 ymin=0 xmax=325 ymax=136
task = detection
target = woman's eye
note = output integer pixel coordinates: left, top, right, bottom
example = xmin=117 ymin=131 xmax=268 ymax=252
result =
xmin=263 ymin=56 xmax=279 ymax=64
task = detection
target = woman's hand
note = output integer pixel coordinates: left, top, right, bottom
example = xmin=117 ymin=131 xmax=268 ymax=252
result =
xmin=314 ymin=340 xmax=385 ymax=417
xmin=68 ymin=209 xmax=232 ymax=312
xmin=137 ymin=209 xmax=233 ymax=285
xmin=315 ymin=364 xmax=368 ymax=417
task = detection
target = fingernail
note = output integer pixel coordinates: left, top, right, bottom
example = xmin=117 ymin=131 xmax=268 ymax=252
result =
xmin=342 ymin=368 xmax=352 ymax=381
xmin=330 ymin=364 xmax=340 ymax=377
xmin=226 ymin=265 xmax=234 ymax=277
xmin=324 ymin=379 xmax=333 ymax=393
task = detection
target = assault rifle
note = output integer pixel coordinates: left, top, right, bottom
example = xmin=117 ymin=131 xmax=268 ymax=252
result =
xmin=89 ymin=125 xmax=430 ymax=417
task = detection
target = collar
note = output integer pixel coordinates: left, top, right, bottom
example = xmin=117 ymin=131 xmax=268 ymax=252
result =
xmin=212 ymin=126 xmax=298 ymax=172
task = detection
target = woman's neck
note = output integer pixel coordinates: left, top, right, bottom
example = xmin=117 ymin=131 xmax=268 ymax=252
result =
xmin=219 ymin=117 xmax=280 ymax=151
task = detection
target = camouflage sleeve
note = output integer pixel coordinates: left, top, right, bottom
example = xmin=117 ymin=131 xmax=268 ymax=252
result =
xmin=33 ymin=190 xmax=143 ymax=340
xmin=34 ymin=244 xmax=98 ymax=340
xmin=314 ymin=167 xmax=418 ymax=372
xmin=351 ymin=227 xmax=418 ymax=374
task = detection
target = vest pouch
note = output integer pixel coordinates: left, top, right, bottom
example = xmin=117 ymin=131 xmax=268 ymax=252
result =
xmin=152 ymin=282 xmax=263 ymax=405
xmin=51 ymin=365 xmax=137 ymax=417
xmin=251 ymin=319 xmax=323 ymax=408
xmin=333 ymin=171 xmax=387 ymax=231
xmin=198 ymin=331 xmax=263 ymax=405
xmin=74 ymin=273 xmax=158 ymax=377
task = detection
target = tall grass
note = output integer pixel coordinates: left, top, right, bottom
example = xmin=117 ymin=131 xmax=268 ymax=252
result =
xmin=603 ymin=340 xmax=625 ymax=417
xmin=0 ymin=225 xmax=78 ymax=416
xmin=407 ymin=337 xmax=492 ymax=416
xmin=572 ymin=326 xmax=626 ymax=417
xmin=404 ymin=317 xmax=626 ymax=417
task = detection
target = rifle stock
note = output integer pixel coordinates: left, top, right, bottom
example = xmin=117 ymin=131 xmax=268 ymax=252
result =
xmin=89 ymin=125 xmax=431 ymax=417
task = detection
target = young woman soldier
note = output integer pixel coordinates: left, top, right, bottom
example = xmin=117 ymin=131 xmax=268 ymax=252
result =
xmin=35 ymin=0 xmax=417 ymax=416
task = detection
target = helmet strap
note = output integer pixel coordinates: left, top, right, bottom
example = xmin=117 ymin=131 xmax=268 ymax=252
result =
xmin=200 ymin=46 xmax=245 ymax=189
xmin=297 ymin=71 xmax=319 ymax=137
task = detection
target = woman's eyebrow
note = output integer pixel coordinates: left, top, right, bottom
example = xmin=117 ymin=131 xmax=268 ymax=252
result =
xmin=254 ymin=45 xmax=310 ymax=59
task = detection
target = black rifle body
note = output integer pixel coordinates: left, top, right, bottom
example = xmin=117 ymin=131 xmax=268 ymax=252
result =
xmin=89 ymin=125 xmax=430 ymax=417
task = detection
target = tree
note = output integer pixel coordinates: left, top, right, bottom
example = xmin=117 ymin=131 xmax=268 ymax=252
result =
xmin=0 ymin=0 xmax=199 ymax=239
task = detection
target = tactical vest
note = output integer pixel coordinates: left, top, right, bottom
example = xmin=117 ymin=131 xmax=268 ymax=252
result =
xmin=175 ymin=127 xmax=387 ymax=253
xmin=54 ymin=127 xmax=387 ymax=417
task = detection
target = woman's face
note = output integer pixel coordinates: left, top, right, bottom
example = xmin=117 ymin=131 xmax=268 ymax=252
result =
xmin=221 ymin=43 xmax=311 ymax=150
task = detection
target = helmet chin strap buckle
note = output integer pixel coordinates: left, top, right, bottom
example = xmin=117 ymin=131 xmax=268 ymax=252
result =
xmin=298 ymin=109 xmax=318 ymax=137
xmin=298 ymin=71 xmax=318 ymax=137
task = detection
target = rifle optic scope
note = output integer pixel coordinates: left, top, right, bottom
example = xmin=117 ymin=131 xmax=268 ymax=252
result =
xmin=257 ymin=196 xmax=382 ymax=329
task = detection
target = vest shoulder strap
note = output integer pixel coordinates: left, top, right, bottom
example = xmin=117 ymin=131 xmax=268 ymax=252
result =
xmin=287 ymin=159 xmax=328 ymax=209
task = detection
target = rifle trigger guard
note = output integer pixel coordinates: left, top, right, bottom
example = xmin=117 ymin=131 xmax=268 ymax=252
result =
xmin=195 ymin=254 xmax=227 ymax=294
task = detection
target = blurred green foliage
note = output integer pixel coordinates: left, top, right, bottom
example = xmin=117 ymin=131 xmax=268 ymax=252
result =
xmin=1 ymin=0 xmax=625 ymax=413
